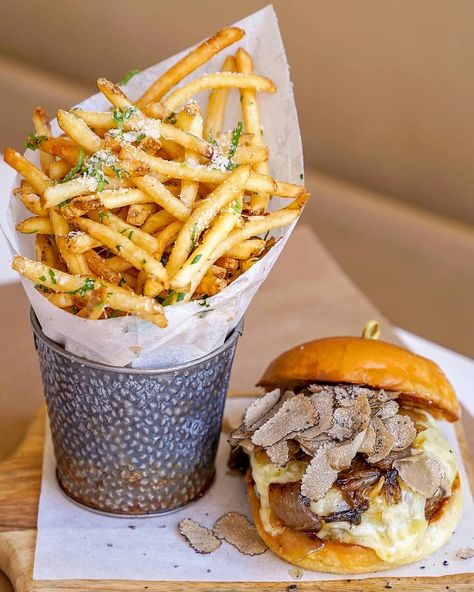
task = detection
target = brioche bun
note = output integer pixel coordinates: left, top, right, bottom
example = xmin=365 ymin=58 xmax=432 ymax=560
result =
xmin=258 ymin=337 xmax=460 ymax=421
xmin=247 ymin=472 xmax=463 ymax=574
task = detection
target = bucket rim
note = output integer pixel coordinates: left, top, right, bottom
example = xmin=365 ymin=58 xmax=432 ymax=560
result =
xmin=31 ymin=309 xmax=243 ymax=375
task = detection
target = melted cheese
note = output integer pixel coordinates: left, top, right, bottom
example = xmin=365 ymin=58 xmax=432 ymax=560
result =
xmin=250 ymin=410 xmax=458 ymax=564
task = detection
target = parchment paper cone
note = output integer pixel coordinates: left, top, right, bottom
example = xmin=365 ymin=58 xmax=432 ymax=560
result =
xmin=0 ymin=5 xmax=305 ymax=368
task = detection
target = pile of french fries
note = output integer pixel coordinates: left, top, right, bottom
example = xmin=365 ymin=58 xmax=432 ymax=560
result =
xmin=5 ymin=27 xmax=308 ymax=328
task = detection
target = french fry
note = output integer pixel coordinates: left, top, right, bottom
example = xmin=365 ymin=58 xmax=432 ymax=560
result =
xmin=132 ymin=175 xmax=191 ymax=221
xmin=16 ymin=216 xmax=53 ymax=235
xmin=72 ymin=217 xmax=168 ymax=288
xmin=136 ymin=27 xmax=245 ymax=107
xmin=57 ymin=110 xmax=103 ymax=153
xmin=166 ymin=166 xmax=250 ymax=277
xmin=35 ymin=234 xmax=59 ymax=267
xmin=143 ymin=220 xmax=183 ymax=296
xmin=97 ymin=77 xmax=135 ymax=111
xmin=135 ymin=269 xmax=147 ymax=295
xmin=163 ymin=72 xmax=276 ymax=111
xmin=105 ymin=255 xmax=133 ymax=273
xmin=42 ymin=178 xmax=92 ymax=208
xmin=14 ymin=184 xmax=48 ymax=217
xmin=169 ymin=208 xmax=241 ymax=291
xmin=77 ymin=286 xmax=109 ymax=319
xmin=49 ymin=209 xmax=90 ymax=275
xmin=45 ymin=293 xmax=75 ymax=308
xmin=215 ymin=256 xmax=239 ymax=271
xmin=43 ymin=176 xmax=135 ymax=209
xmin=47 ymin=159 xmax=73 ymax=181
xmin=240 ymin=257 xmax=260 ymax=273
xmin=126 ymin=203 xmax=157 ymax=226
xmin=60 ymin=195 xmax=102 ymax=220
xmin=153 ymin=220 xmax=183 ymax=261
xmin=141 ymin=209 xmax=176 ymax=234
xmin=236 ymin=48 xmax=271 ymax=213
xmin=12 ymin=255 xmax=167 ymax=327
xmin=84 ymin=250 xmax=121 ymax=284
xmin=4 ymin=148 xmax=52 ymax=196
xmin=90 ymin=210 xmax=160 ymax=254
xmin=100 ymin=188 xmax=152 ymax=209
xmin=41 ymin=137 xmax=82 ymax=165
xmin=32 ymin=107 xmax=54 ymax=172
xmin=195 ymin=268 xmax=227 ymax=297
xmin=183 ymin=193 xmax=308 ymax=300
xmin=119 ymin=144 xmax=303 ymax=198
xmin=224 ymin=238 xmax=265 ymax=259
xmin=65 ymin=231 xmax=101 ymax=254
xmin=203 ymin=55 xmax=236 ymax=140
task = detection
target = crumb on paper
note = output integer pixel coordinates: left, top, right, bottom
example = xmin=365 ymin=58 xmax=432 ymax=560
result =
xmin=288 ymin=567 xmax=303 ymax=579
xmin=456 ymin=547 xmax=474 ymax=560
xmin=213 ymin=512 xmax=267 ymax=555
xmin=178 ymin=518 xmax=221 ymax=554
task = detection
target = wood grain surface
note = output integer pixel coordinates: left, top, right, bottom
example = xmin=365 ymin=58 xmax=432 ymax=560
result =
xmin=0 ymin=409 xmax=473 ymax=592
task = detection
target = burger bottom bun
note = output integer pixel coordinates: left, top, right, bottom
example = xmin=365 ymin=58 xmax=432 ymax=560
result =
xmin=247 ymin=472 xmax=463 ymax=574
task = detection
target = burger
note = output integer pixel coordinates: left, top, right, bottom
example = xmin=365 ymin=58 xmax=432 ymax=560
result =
xmin=229 ymin=336 xmax=463 ymax=573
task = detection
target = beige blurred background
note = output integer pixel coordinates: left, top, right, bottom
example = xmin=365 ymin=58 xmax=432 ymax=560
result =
xmin=0 ymin=0 xmax=473 ymax=356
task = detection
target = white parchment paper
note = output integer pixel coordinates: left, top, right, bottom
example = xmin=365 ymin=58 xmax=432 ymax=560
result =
xmin=0 ymin=5 xmax=303 ymax=368
xmin=33 ymin=395 xmax=474 ymax=582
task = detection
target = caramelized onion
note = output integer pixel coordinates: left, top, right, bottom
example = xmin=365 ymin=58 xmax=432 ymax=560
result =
xmin=371 ymin=447 xmax=412 ymax=470
xmin=382 ymin=468 xmax=402 ymax=505
xmin=335 ymin=460 xmax=382 ymax=492
xmin=323 ymin=503 xmax=369 ymax=526
xmin=268 ymin=482 xmax=322 ymax=532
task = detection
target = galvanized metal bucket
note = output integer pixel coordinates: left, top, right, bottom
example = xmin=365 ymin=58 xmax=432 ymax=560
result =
xmin=31 ymin=310 xmax=243 ymax=516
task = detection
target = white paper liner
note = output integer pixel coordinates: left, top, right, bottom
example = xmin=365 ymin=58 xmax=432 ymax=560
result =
xmin=0 ymin=5 xmax=304 ymax=368
xmin=33 ymin=395 xmax=474 ymax=582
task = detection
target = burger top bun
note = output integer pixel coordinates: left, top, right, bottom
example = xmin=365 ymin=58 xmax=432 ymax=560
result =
xmin=257 ymin=337 xmax=460 ymax=421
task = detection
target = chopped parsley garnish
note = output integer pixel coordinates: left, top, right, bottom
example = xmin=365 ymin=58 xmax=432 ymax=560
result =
xmin=118 ymin=277 xmax=126 ymax=287
xmin=119 ymin=69 xmax=140 ymax=86
xmin=39 ymin=275 xmax=46 ymax=281
xmin=35 ymin=284 xmax=49 ymax=293
xmin=232 ymin=199 xmax=242 ymax=215
xmin=26 ymin=133 xmax=47 ymax=151
xmin=176 ymin=292 xmax=186 ymax=302
xmin=162 ymin=290 xmax=175 ymax=306
xmin=113 ymin=106 xmax=137 ymax=133
xmin=263 ymin=230 xmax=270 ymax=241
xmin=110 ymin=309 xmax=121 ymax=318
xmin=300 ymin=173 xmax=304 ymax=180
xmin=48 ymin=268 xmax=57 ymax=285
xmin=109 ymin=162 xmax=130 ymax=180
xmin=161 ymin=255 xmax=169 ymax=266
xmin=98 ymin=210 xmax=109 ymax=223
xmin=136 ymin=133 xmax=146 ymax=142
xmin=207 ymin=132 xmax=218 ymax=146
xmin=199 ymin=297 xmax=211 ymax=308
xmin=191 ymin=254 xmax=202 ymax=265
xmin=226 ymin=121 xmax=243 ymax=170
xmin=60 ymin=149 xmax=85 ymax=184
xmin=190 ymin=223 xmax=198 ymax=250
xmin=128 ymin=230 xmax=134 ymax=240
xmin=165 ymin=112 xmax=177 ymax=125
xmin=116 ymin=244 xmax=122 ymax=252
xmin=58 ymin=198 xmax=72 ymax=208
xmin=67 ymin=277 xmax=95 ymax=297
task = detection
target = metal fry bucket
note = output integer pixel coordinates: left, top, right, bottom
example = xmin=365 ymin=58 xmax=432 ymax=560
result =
xmin=31 ymin=310 xmax=243 ymax=516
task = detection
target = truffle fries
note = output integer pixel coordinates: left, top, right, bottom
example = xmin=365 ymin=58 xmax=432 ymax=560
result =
xmin=6 ymin=25 xmax=308 ymax=326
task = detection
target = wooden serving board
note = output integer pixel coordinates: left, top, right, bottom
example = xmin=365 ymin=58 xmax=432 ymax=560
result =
xmin=0 ymin=408 xmax=473 ymax=592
